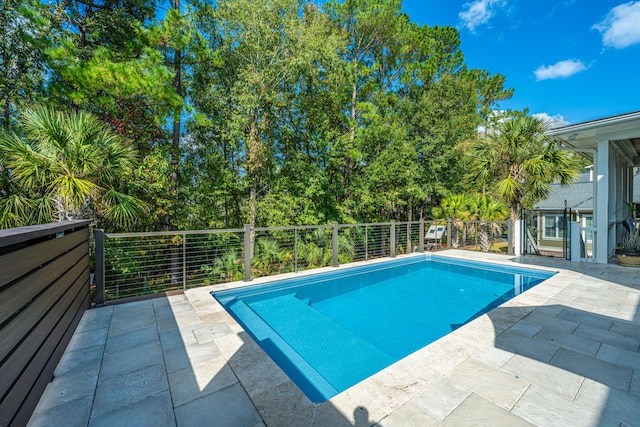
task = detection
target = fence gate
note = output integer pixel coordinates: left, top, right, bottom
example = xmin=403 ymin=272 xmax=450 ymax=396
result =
xmin=522 ymin=208 xmax=571 ymax=259
xmin=522 ymin=209 xmax=541 ymax=256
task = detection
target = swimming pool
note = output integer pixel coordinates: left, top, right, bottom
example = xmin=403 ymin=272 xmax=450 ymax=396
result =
xmin=212 ymin=255 xmax=555 ymax=402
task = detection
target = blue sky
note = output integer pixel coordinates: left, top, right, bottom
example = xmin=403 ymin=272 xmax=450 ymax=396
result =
xmin=401 ymin=0 xmax=640 ymax=125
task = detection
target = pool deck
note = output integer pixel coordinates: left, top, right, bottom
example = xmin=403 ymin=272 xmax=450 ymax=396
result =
xmin=28 ymin=251 xmax=640 ymax=427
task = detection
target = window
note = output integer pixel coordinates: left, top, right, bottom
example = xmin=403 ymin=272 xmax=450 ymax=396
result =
xmin=582 ymin=215 xmax=593 ymax=243
xmin=543 ymin=215 xmax=566 ymax=239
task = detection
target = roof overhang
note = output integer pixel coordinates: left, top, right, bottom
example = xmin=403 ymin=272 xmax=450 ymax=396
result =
xmin=547 ymin=111 xmax=640 ymax=165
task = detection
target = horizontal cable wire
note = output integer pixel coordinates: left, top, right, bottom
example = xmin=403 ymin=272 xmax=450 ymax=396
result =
xmin=100 ymin=221 xmax=509 ymax=301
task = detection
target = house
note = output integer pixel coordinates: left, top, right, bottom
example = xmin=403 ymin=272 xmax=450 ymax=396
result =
xmin=542 ymin=111 xmax=640 ymax=263
xmin=530 ymin=170 xmax=595 ymax=257
xmin=529 ymin=168 xmax=640 ymax=258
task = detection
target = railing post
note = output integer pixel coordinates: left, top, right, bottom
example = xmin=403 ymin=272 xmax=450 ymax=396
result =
xmin=95 ymin=229 xmax=105 ymax=306
xmin=507 ymin=219 xmax=514 ymax=255
xmin=365 ymin=225 xmax=368 ymax=261
xmin=419 ymin=218 xmax=425 ymax=252
xmin=243 ymin=224 xmax=252 ymax=281
xmin=294 ymin=228 xmax=298 ymax=272
xmin=182 ymin=234 xmax=187 ymax=290
xmin=407 ymin=222 xmax=412 ymax=253
xmin=332 ymin=222 xmax=339 ymax=267
xmin=390 ymin=220 xmax=396 ymax=258
xmin=447 ymin=220 xmax=452 ymax=248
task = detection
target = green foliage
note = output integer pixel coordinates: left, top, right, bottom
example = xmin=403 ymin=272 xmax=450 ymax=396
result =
xmin=467 ymin=194 xmax=508 ymax=252
xmin=0 ymin=0 xmax=50 ymax=129
xmin=620 ymin=226 xmax=640 ymax=250
xmin=0 ymin=0 xmax=517 ymax=232
xmin=465 ymin=114 xmax=579 ymax=225
xmin=208 ymin=249 xmax=244 ymax=282
xmin=0 ymin=106 xmax=146 ymax=227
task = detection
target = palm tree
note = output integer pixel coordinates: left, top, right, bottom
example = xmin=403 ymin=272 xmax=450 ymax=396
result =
xmin=466 ymin=115 xmax=578 ymax=247
xmin=212 ymin=250 xmax=243 ymax=282
xmin=252 ymin=238 xmax=292 ymax=275
xmin=467 ymin=194 xmax=508 ymax=252
xmin=0 ymin=106 xmax=146 ymax=228
xmin=432 ymin=194 xmax=471 ymax=248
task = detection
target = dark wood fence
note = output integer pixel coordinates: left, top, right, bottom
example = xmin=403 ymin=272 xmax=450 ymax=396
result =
xmin=0 ymin=220 xmax=92 ymax=427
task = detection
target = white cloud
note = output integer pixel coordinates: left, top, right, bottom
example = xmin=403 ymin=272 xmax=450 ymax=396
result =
xmin=533 ymin=112 xmax=569 ymax=127
xmin=593 ymin=1 xmax=640 ymax=49
xmin=534 ymin=59 xmax=587 ymax=81
xmin=459 ymin=0 xmax=507 ymax=32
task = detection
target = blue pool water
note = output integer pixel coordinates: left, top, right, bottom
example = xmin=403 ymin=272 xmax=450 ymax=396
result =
xmin=212 ymin=255 xmax=555 ymax=402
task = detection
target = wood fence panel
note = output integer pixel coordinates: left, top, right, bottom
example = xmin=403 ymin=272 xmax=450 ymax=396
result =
xmin=0 ymin=221 xmax=91 ymax=427
xmin=0 ymin=239 xmax=88 ymax=326
xmin=0 ymin=229 xmax=88 ymax=289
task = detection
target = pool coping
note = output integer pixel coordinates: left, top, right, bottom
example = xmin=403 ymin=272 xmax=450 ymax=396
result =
xmin=182 ymin=250 xmax=583 ymax=425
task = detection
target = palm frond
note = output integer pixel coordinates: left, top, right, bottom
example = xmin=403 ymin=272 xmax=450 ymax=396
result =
xmin=102 ymin=188 xmax=149 ymax=227
xmin=50 ymin=175 xmax=99 ymax=208
xmin=0 ymin=194 xmax=33 ymax=228
xmin=29 ymin=195 xmax=56 ymax=225
xmin=22 ymin=106 xmax=69 ymax=154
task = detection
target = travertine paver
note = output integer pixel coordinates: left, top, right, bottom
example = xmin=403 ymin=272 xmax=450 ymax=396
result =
xmin=27 ymin=252 xmax=640 ymax=427
xmin=511 ymin=384 xmax=611 ymax=427
xmin=493 ymin=329 xmax=559 ymax=362
xmin=103 ymin=325 xmax=158 ymax=353
xmin=551 ymin=348 xmax=633 ymax=391
xmin=444 ymin=393 xmax=533 ymax=427
xmin=596 ymin=344 xmax=640 ymax=372
xmin=91 ymin=363 xmax=169 ymax=417
xmin=99 ymin=340 xmax=164 ymax=379
xmin=53 ymin=344 xmax=103 ymax=378
xmin=251 ymin=380 xmax=315 ymax=427
xmin=173 ymin=383 xmax=262 ymax=427
xmin=445 ymin=358 xmax=530 ymax=410
xmin=89 ymin=391 xmax=175 ymax=427
xmin=411 ymin=377 xmax=471 ymax=420
xmin=374 ymin=401 xmax=441 ymax=427
xmin=576 ymin=323 xmax=640 ymax=351
xmin=470 ymin=345 xmax=515 ymax=369
xmin=532 ymin=327 xmax=601 ymax=356
xmin=501 ymin=354 xmax=584 ymax=399
xmin=556 ymin=307 xmax=614 ymax=329
xmin=28 ymin=395 xmax=93 ymax=427
xmin=522 ymin=311 xmax=578 ymax=332
xmin=574 ymin=379 xmax=640 ymax=426
xmin=505 ymin=318 xmax=543 ymax=338
xmin=31 ymin=369 xmax=98 ymax=413
xmin=167 ymin=357 xmax=238 ymax=407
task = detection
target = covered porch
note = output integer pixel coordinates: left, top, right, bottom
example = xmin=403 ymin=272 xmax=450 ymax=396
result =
xmin=547 ymin=111 xmax=640 ymax=264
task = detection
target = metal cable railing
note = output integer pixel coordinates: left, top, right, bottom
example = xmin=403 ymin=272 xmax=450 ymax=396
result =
xmin=94 ymin=219 xmax=513 ymax=303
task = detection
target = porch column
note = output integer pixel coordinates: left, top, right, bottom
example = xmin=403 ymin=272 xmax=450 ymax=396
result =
xmin=596 ymin=140 xmax=609 ymax=264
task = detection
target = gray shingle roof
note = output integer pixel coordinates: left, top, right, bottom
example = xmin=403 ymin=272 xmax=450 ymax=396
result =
xmin=534 ymin=181 xmax=593 ymax=211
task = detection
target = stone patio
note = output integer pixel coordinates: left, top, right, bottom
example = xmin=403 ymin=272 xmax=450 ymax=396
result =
xmin=27 ymin=251 xmax=640 ymax=426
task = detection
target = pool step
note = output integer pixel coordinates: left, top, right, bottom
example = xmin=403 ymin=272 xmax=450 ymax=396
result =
xmin=248 ymin=294 xmax=395 ymax=393
xmin=227 ymin=298 xmax=338 ymax=402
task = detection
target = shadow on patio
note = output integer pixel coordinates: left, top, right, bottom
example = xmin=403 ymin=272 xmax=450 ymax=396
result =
xmin=26 ymin=293 xmax=373 ymax=426
xmin=486 ymin=302 xmax=640 ymax=426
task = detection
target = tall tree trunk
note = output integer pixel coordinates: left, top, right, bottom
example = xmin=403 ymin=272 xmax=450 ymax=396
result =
xmin=249 ymin=186 xmax=256 ymax=257
xmin=344 ymin=67 xmax=358 ymax=215
xmin=169 ymin=2 xmax=182 ymax=231
xmin=169 ymin=0 xmax=182 ymax=286
xmin=510 ymin=203 xmax=518 ymax=253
